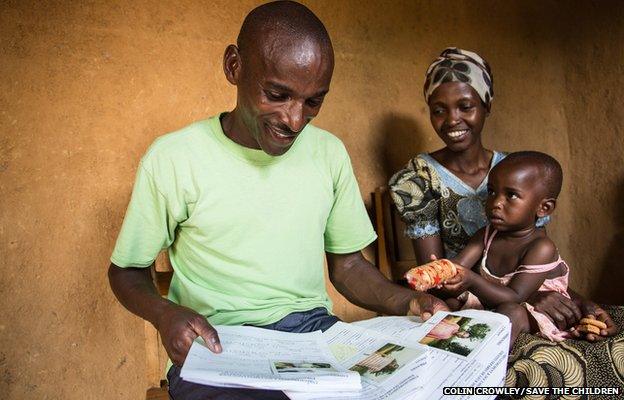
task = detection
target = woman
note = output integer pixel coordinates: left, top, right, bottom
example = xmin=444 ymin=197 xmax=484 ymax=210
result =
xmin=389 ymin=47 xmax=621 ymax=388
xmin=390 ymin=48 xmax=513 ymax=264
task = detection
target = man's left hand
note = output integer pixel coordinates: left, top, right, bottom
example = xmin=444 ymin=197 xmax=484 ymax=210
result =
xmin=408 ymin=292 xmax=449 ymax=321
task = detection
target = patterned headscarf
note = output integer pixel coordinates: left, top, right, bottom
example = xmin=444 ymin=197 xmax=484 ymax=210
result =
xmin=423 ymin=47 xmax=494 ymax=110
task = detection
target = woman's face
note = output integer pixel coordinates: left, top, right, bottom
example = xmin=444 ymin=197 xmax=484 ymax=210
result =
xmin=428 ymin=82 xmax=488 ymax=152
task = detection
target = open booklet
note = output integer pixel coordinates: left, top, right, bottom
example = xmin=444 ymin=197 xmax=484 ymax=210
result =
xmin=180 ymin=325 xmax=361 ymax=392
xmin=180 ymin=310 xmax=510 ymax=398
xmin=286 ymin=310 xmax=511 ymax=400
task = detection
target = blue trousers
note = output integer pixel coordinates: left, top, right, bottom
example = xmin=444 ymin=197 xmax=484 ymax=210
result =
xmin=167 ymin=307 xmax=340 ymax=400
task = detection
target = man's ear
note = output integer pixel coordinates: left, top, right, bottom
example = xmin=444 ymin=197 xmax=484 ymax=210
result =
xmin=537 ymin=198 xmax=556 ymax=218
xmin=223 ymin=44 xmax=241 ymax=85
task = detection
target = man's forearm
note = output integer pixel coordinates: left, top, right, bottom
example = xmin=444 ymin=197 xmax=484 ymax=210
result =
xmin=327 ymin=253 xmax=418 ymax=315
xmin=108 ymin=263 xmax=174 ymax=327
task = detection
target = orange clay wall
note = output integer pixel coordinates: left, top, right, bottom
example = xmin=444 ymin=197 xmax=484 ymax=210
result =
xmin=1 ymin=1 xmax=623 ymax=398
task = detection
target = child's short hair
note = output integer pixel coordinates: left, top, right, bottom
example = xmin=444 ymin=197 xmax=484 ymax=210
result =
xmin=497 ymin=151 xmax=563 ymax=198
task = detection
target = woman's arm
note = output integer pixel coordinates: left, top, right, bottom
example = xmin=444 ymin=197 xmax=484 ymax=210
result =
xmin=411 ymin=235 xmax=445 ymax=265
xmin=390 ymin=156 xmax=444 ymax=266
xmin=529 ymin=289 xmax=618 ymax=339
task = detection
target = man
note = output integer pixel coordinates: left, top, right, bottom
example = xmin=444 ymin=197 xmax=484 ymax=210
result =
xmin=108 ymin=2 xmax=447 ymax=398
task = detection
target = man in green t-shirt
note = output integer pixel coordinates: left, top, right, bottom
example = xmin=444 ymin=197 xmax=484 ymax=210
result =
xmin=108 ymin=1 xmax=447 ymax=398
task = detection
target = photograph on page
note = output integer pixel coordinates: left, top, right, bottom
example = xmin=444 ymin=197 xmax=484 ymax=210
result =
xmin=273 ymin=361 xmax=337 ymax=374
xmin=418 ymin=313 xmax=493 ymax=359
xmin=348 ymin=343 xmax=425 ymax=383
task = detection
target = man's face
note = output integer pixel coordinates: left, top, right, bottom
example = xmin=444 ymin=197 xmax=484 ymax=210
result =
xmin=233 ymin=38 xmax=333 ymax=156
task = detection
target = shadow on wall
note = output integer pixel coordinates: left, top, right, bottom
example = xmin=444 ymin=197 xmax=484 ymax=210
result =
xmin=596 ymin=178 xmax=624 ymax=305
xmin=374 ymin=113 xmax=429 ymax=182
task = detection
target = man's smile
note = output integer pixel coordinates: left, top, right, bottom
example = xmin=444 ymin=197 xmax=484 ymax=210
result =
xmin=265 ymin=123 xmax=298 ymax=145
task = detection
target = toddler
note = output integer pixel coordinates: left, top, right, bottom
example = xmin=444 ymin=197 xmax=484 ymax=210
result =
xmin=440 ymin=151 xmax=599 ymax=344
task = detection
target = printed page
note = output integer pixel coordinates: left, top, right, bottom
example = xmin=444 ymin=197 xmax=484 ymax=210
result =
xmin=354 ymin=310 xmax=511 ymax=400
xmin=286 ymin=322 xmax=430 ymax=400
xmin=180 ymin=325 xmax=361 ymax=392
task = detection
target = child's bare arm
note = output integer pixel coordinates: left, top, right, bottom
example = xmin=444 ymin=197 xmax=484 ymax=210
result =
xmin=450 ymin=228 xmax=486 ymax=270
xmin=439 ymin=229 xmax=485 ymax=297
xmin=448 ymin=237 xmax=558 ymax=308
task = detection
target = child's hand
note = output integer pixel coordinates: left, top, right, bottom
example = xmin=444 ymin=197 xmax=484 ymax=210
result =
xmin=440 ymin=264 xmax=473 ymax=296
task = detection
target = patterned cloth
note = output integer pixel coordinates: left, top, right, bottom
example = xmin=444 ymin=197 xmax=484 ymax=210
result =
xmin=505 ymin=305 xmax=624 ymax=400
xmin=424 ymin=47 xmax=495 ymax=110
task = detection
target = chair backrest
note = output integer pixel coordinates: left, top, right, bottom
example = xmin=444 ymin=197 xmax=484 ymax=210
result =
xmin=145 ymin=251 xmax=174 ymax=391
xmin=373 ymin=186 xmax=417 ymax=282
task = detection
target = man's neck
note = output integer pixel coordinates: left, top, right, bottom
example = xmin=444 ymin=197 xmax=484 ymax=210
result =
xmin=220 ymin=110 xmax=260 ymax=150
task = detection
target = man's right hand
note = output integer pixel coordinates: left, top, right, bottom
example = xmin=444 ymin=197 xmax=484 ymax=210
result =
xmin=156 ymin=303 xmax=222 ymax=365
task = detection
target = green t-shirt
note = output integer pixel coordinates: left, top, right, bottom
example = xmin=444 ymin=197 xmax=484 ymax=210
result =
xmin=111 ymin=114 xmax=377 ymax=326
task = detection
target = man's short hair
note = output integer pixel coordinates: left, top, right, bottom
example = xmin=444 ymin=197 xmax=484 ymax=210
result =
xmin=237 ymin=1 xmax=332 ymax=55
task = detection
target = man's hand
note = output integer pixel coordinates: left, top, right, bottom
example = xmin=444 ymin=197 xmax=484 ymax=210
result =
xmin=156 ymin=303 xmax=222 ymax=365
xmin=408 ymin=291 xmax=449 ymax=321
xmin=528 ymin=291 xmax=582 ymax=330
xmin=108 ymin=264 xmax=223 ymax=365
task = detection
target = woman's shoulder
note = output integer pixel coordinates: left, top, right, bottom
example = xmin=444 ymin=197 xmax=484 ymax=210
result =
xmin=388 ymin=153 xmax=444 ymax=219
xmin=390 ymin=153 xmax=438 ymax=182
xmin=389 ymin=153 xmax=443 ymax=195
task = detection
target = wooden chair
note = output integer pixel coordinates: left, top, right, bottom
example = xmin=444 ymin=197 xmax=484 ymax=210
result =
xmin=372 ymin=186 xmax=417 ymax=282
xmin=145 ymin=251 xmax=174 ymax=400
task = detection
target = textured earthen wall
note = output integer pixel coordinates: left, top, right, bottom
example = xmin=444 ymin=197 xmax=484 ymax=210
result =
xmin=1 ymin=1 xmax=622 ymax=398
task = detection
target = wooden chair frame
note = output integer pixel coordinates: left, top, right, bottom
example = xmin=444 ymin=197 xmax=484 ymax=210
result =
xmin=145 ymin=252 xmax=174 ymax=400
xmin=372 ymin=186 xmax=417 ymax=282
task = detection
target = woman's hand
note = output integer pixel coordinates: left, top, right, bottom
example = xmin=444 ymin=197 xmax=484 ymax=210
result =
xmin=528 ymin=291 xmax=582 ymax=330
xmin=571 ymin=305 xmax=619 ymax=342
xmin=441 ymin=264 xmax=473 ymax=296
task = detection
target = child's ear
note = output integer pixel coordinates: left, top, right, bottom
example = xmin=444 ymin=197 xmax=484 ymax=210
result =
xmin=537 ymin=198 xmax=556 ymax=218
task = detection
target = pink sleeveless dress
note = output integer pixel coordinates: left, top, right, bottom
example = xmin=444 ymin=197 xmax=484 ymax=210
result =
xmin=462 ymin=225 xmax=572 ymax=341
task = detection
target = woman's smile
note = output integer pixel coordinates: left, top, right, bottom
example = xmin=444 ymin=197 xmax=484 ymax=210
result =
xmin=445 ymin=128 xmax=470 ymax=141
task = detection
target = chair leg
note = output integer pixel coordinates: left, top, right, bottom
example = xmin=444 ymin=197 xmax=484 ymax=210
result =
xmin=146 ymin=382 xmax=169 ymax=400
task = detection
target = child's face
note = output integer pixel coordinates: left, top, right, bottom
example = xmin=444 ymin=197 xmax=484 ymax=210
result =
xmin=428 ymin=82 xmax=488 ymax=153
xmin=486 ymin=163 xmax=546 ymax=232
